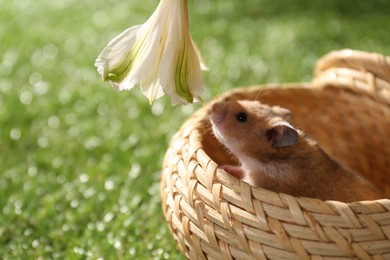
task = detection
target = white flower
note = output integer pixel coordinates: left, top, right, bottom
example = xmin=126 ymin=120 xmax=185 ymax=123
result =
xmin=95 ymin=0 xmax=207 ymax=105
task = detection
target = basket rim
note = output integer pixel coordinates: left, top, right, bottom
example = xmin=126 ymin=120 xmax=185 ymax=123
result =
xmin=314 ymin=49 xmax=390 ymax=83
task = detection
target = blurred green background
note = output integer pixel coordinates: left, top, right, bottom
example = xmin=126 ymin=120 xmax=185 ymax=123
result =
xmin=1 ymin=0 xmax=390 ymax=258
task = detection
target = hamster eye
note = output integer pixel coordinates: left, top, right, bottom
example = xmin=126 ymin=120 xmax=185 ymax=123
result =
xmin=236 ymin=112 xmax=247 ymax=123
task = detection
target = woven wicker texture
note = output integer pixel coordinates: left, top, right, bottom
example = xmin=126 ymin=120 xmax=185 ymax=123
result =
xmin=313 ymin=49 xmax=390 ymax=102
xmin=160 ymin=50 xmax=390 ymax=259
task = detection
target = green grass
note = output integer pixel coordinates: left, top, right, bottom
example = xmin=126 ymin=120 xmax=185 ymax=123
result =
xmin=1 ymin=0 xmax=390 ymax=258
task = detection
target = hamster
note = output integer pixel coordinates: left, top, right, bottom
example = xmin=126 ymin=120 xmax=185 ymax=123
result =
xmin=210 ymin=99 xmax=383 ymax=202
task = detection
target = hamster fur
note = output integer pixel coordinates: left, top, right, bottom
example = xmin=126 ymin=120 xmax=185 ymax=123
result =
xmin=210 ymin=99 xmax=382 ymax=202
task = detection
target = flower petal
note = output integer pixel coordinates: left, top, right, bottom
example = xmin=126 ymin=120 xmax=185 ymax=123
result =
xmin=187 ymin=38 xmax=205 ymax=99
xmin=122 ymin=0 xmax=173 ymax=100
xmin=140 ymin=78 xmax=164 ymax=104
xmin=191 ymin=36 xmax=208 ymax=71
xmin=95 ymin=25 xmax=141 ymax=89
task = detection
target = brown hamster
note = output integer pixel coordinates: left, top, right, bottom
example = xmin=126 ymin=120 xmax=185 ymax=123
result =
xmin=210 ymin=99 xmax=382 ymax=202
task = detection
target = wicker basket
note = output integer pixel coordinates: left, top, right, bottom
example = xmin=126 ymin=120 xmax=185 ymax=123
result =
xmin=160 ymin=49 xmax=390 ymax=259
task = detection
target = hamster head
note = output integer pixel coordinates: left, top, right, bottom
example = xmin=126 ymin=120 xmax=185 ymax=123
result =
xmin=210 ymin=100 xmax=299 ymax=160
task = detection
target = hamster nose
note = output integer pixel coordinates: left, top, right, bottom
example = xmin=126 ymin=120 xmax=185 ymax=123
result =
xmin=211 ymin=102 xmax=227 ymax=125
xmin=211 ymin=102 xmax=224 ymax=114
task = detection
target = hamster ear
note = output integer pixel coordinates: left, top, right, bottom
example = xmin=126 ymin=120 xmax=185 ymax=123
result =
xmin=266 ymin=123 xmax=299 ymax=147
xmin=271 ymin=106 xmax=292 ymax=121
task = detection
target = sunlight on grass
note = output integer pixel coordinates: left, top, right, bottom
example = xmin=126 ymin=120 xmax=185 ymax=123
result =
xmin=0 ymin=0 xmax=389 ymax=258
